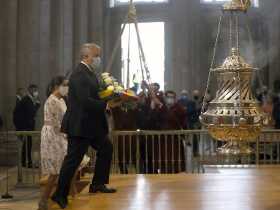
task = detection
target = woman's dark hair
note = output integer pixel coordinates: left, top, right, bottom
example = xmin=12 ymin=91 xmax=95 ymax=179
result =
xmin=46 ymin=76 xmax=66 ymax=97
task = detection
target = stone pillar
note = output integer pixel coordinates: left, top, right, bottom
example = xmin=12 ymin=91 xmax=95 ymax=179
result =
xmin=1 ymin=0 xmax=19 ymax=126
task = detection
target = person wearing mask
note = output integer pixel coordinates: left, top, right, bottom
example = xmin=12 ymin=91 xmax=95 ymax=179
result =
xmin=16 ymin=84 xmax=40 ymax=168
xmin=16 ymin=88 xmax=25 ymax=105
xmin=52 ymin=43 xmax=116 ymax=209
xmin=178 ymin=90 xmax=196 ymax=129
xmin=162 ymin=91 xmax=187 ymax=129
xmin=38 ymin=76 xmax=69 ymax=210
xmin=187 ymin=89 xmax=202 ymax=156
xmin=157 ymin=90 xmax=186 ymax=173
xmin=191 ymin=89 xmax=202 ymax=129
xmin=39 ymin=76 xmax=90 ymax=210
xmin=178 ymin=90 xmax=189 ymax=107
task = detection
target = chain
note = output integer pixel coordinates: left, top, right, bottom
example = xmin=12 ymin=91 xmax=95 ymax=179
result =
xmin=236 ymin=13 xmax=242 ymax=120
xmin=229 ymin=13 xmax=233 ymax=52
xmin=236 ymin=14 xmax=239 ymax=51
xmin=210 ymin=13 xmax=224 ymax=70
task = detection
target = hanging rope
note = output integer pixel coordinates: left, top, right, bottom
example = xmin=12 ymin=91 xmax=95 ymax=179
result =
xmin=126 ymin=24 xmax=131 ymax=89
xmin=202 ymin=13 xmax=224 ymax=114
xmin=134 ymin=19 xmax=151 ymax=84
xmin=105 ymin=0 xmax=160 ymax=106
xmin=105 ymin=21 xmax=127 ymax=73
xmin=210 ymin=13 xmax=224 ymax=69
xmin=137 ymin=37 xmax=145 ymax=82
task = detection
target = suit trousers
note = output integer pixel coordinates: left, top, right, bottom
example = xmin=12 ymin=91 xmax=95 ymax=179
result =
xmin=55 ymin=135 xmax=113 ymax=198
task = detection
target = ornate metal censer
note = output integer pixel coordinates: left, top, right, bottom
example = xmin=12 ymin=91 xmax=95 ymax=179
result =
xmin=200 ymin=0 xmax=264 ymax=155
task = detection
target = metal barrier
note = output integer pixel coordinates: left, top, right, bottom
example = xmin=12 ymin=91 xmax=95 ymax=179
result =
xmin=1 ymin=129 xmax=280 ymax=187
xmin=110 ymin=129 xmax=280 ymax=174
xmin=0 ymin=131 xmax=41 ymax=188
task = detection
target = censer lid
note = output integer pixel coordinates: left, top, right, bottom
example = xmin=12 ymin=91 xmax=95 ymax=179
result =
xmin=213 ymin=48 xmax=256 ymax=72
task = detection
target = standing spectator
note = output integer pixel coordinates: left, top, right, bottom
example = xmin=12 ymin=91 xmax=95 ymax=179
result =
xmin=190 ymin=90 xmax=202 ymax=129
xmin=188 ymin=89 xmax=202 ymax=156
xmin=13 ymin=88 xmax=25 ymax=130
xmin=161 ymin=90 xmax=186 ymax=173
xmin=16 ymin=84 xmax=41 ymax=168
xmin=162 ymin=91 xmax=187 ymax=130
xmin=178 ymin=90 xmax=196 ymax=129
xmin=16 ymin=88 xmax=25 ymax=105
xmin=178 ymin=90 xmax=189 ymax=108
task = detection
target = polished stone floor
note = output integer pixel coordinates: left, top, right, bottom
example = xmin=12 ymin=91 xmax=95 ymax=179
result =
xmin=2 ymin=166 xmax=280 ymax=210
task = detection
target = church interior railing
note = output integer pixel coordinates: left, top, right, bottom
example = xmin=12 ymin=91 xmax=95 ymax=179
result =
xmin=1 ymin=129 xmax=280 ymax=187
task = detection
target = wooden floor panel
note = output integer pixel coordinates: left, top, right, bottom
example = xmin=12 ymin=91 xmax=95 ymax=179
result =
xmin=50 ymin=167 xmax=280 ymax=210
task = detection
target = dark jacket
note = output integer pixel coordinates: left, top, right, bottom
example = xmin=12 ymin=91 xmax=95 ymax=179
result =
xmin=61 ymin=63 xmax=108 ymax=139
xmin=13 ymin=95 xmax=40 ymax=130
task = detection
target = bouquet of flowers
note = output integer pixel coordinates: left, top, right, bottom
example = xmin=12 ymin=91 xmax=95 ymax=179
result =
xmin=98 ymin=72 xmax=138 ymax=107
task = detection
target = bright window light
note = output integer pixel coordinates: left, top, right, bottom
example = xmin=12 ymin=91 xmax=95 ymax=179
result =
xmin=201 ymin=0 xmax=259 ymax=7
xmin=110 ymin=0 xmax=168 ymax=7
xmin=121 ymin=22 xmax=165 ymax=90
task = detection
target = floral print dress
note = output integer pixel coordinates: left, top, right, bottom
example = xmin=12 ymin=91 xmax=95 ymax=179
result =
xmin=40 ymin=94 xmax=67 ymax=175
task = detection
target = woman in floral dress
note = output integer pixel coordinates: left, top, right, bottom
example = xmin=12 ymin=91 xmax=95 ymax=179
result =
xmin=38 ymin=76 xmax=69 ymax=210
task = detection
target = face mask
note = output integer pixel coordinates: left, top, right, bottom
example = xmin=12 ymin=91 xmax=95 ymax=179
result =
xmin=194 ymin=96 xmax=199 ymax=100
xmin=33 ymin=91 xmax=39 ymax=98
xmin=181 ymin=96 xmax=187 ymax=100
xmin=166 ymin=98 xmax=175 ymax=106
xmin=91 ymin=57 xmax=101 ymax=69
xmin=58 ymin=86 xmax=69 ymax=96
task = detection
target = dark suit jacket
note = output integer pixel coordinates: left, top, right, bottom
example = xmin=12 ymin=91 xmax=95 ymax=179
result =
xmin=13 ymin=95 xmax=40 ymax=130
xmin=61 ymin=63 xmax=108 ymax=139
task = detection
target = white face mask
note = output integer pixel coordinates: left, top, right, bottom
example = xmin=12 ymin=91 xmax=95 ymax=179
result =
xmin=91 ymin=57 xmax=101 ymax=69
xmin=166 ymin=98 xmax=175 ymax=106
xmin=33 ymin=91 xmax=39 ymax=98
xmin=58 ymin=86 xmax=69 ymax=96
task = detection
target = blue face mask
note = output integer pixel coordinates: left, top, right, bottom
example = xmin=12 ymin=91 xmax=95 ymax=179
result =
xmin=181 ymin=96 xmax=187 ymax=100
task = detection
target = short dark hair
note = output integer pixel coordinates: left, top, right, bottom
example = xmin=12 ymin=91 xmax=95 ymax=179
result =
xmin=28 ymin=84 xmax=38 ymax=93
xmin=28 ymin=84 xmax=38 ymax=89
xmin=152 ymin=83 xmax=160 ymax=89
xmin=165 ymin=90 xmax=176 ymax=98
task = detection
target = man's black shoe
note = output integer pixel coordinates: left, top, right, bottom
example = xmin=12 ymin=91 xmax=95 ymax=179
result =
xmin=89 ymin=184 xmax=117 ymax=193
xmin=51 ymin=194 xmax=68 ymax=209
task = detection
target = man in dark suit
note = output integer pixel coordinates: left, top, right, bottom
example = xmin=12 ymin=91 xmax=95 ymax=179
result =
xmin=13 ymin=88 xmax=25 ymax=129
xmin=52 ymin=43 xmax=116 ymax=209
xmin=14 ymin=84 xmax=40 ymax=167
